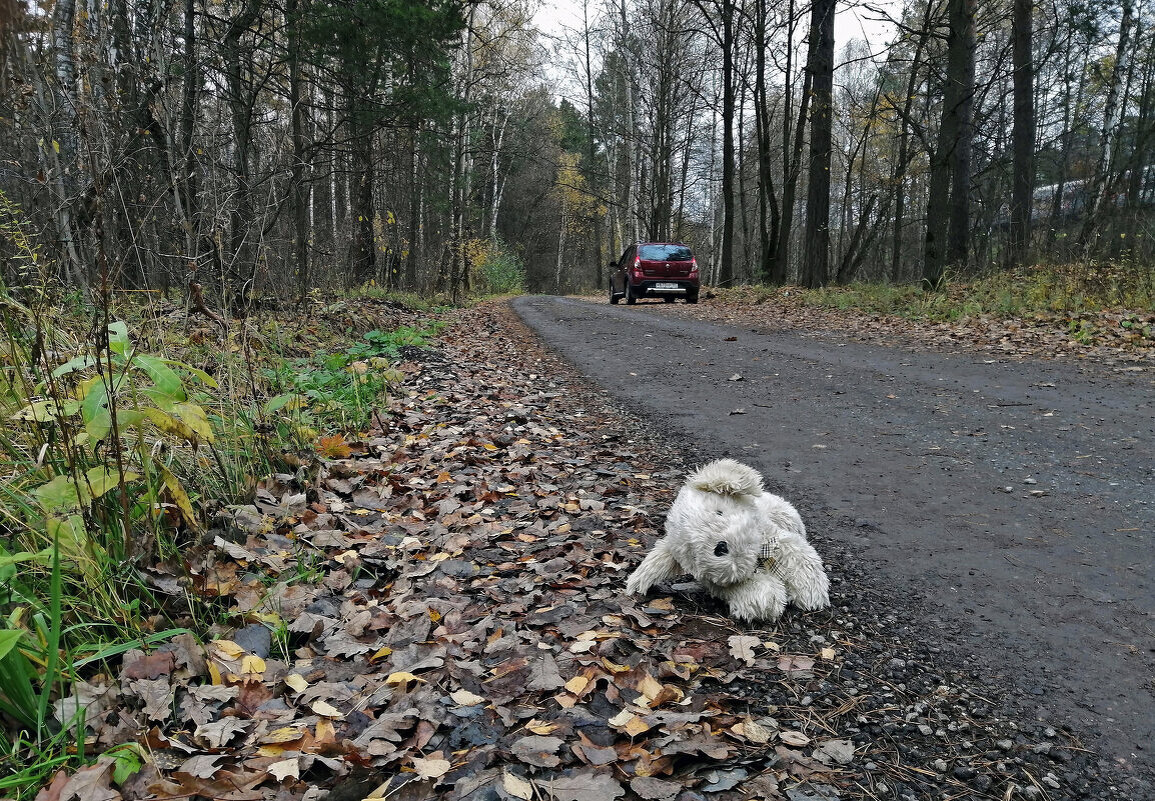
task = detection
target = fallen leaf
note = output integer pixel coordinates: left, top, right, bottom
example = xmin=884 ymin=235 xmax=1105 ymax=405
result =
xmin=541 ymin=770 xmax=625 ymax=800
xmin=260 ymin=727 xmax=307 ymax=744
xmin=728 ymin=635 xmax=760 ymax=666
xmin=731 ymin=717 xmax=773 ymax=745
xmin=449 ymin=689 xmax=486 ymax=706
xmin=175 ymin=754 xmax=224 ymax=779
xmin=526 ymin=719 xmax=561 ymax=735
xmin=512 ymin=735 xmax=564 ymax=768
xmin=208 ymin=640 xmax=245 ymax=660
xmin=503 ymin=770 xmax=534 ymax=801
xmin=412 ymin=756 xmax=451 ymax=779
xmin=35 ymin=758 xmax=119 ymax=801
xmin=284 ymin=674 xmax=309 ymax=693
xmin=267 ymin=758 xmax=299 ymax=781
xmin=812 ymin=738 xmax=856 ymax=765
xmin=384 ymin=671 xmax=424 ymax=688
xmin=311 ymin=700 xmax=342 ymax=718
xmin=779 ymin=730 xmax=811 ymax=746
xmin=629 ymin=776 xmax=681 ymax=801
xmin=778 ymin=654 xmax=815 ymax=674
xmin=194 ymin=718 xmax=250 ymax=748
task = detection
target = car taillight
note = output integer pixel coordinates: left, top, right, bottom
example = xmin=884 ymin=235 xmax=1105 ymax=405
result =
xmin=689 ymin=258 xmax=699 ymax=277
xmin=632 ymin=257 xmax=643 ymax=276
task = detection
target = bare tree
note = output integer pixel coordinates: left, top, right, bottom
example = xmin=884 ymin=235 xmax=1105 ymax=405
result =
xmin=800 ymin=0 xmax=835 ymax=288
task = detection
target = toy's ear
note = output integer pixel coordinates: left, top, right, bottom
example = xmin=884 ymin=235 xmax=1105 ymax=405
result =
xmin=713 ymin=541 xmax=729 ymax=556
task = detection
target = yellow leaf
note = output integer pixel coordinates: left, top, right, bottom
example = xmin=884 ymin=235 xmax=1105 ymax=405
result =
xmin=526 ymin=719 xmax=560 ymax=735
xmin=174 ymin=402 xmax=214 ymax=442
xmin=315 ymin=719 xmax=336 ymax=742
xmin=52 ymin=139 xmax=60 ymax=153
xmin=564 ymin=676 xmax=589 ymax=695
xmin=143 ymin=407 xmax=202 ymax=445
xmin=608 ymin=709 xmax=635 ymax=727
xmin=820 ymin=647 xmax=837 ymax=660
xmin=241 ymin=655 xmax=266 ymax=674
xmin=601 ymin=658 xmax=630 ymax=673
xmin=385 ymin=671 xmax=424 ymax=687
xmin=160 ymin=465 xmax=199 ymax=529
xmin=210 ymin=640 xmax=245 ymax=659
xmin=624 ymin=715 xmax=652 ymax=737
xmin=370 ymin=647 xmax=393 ymax=662
xmin=311 ymin=700 xmax=342 ymax=718
xmin=261 ymin=727 xmax=307 ymax=744
xmin=636 ymin=674 xmax=664 ymax=703
xmin=450 ymin=689 xmax=486 ymax=706
xmin=284 ymin=674 xmax=309 ymax=693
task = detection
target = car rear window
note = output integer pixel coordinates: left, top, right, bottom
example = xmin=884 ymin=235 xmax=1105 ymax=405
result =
xmin=639 ymin=244 xmax=693 ymax=261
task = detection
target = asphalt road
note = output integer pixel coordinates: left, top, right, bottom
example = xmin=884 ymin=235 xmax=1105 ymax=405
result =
xmin=512 ymin=294 xmax=1155 ymax=785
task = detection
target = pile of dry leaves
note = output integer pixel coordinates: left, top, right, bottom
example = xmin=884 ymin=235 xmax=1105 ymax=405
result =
xmin=37 ymin=302 xmax=1115 ymax=801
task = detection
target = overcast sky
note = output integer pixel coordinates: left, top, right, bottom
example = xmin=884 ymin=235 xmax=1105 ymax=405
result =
xmin=533 ymin=0 xmax=896 ymax=51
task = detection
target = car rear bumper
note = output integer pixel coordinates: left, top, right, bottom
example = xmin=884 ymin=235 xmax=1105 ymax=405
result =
xmin=631 ymin=280 xmax=699 ymax=296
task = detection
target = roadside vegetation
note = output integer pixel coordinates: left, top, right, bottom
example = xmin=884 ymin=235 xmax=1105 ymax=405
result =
xmin=0 ymin=276 xmax=454 ymax=798
xmin=694 ymin=262 xmax=1155 ymax=353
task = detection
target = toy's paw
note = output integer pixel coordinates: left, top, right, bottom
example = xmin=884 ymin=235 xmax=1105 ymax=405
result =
xmin=625 ymin=571 xmax=646 ymax=595
xmin=721 ymin=575 xmax=787 ymax=623
xmin=790 ymin=580 xmax=830 ymax=611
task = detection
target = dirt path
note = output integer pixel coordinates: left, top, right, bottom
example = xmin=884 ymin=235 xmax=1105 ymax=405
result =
xmin=512 ymin=295 xmax=1155 ymax=789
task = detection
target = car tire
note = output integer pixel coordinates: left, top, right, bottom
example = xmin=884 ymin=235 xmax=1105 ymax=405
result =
xmin=609 ymin=285 xmax=619 ymax=304
xmin=663 ymin=296 xmax=675 ymax=303
xmin=686 ymin=291 xmax=699 ymax=304
xmin=626 ymin=284 xmax=637 ymax=305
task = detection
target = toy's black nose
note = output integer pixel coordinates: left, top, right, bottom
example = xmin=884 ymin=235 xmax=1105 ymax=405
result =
xmin=714 ymin=541 xmax=729 ymax=556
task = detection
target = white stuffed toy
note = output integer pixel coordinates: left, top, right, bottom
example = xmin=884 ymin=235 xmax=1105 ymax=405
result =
xmin=625 ymin=459 xmax=830 ymax=622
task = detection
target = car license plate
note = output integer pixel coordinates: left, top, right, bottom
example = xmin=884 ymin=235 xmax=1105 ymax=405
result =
xmin=655 ymin=282 xmax=679 ymax=290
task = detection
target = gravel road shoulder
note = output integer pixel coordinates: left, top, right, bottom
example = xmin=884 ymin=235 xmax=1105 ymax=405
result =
xmin=511 ymin=294 xmax=1155 ymax=799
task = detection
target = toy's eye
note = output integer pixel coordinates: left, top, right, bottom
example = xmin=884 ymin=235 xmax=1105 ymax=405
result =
xmin=715 ymin=509 xmax=724 ymax=516
xmin=714 ymin=541 xmax=729 ymax=556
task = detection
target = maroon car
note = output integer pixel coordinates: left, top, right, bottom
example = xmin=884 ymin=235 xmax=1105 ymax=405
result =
xmin=609 ymin=242 xmax=700 ymax=304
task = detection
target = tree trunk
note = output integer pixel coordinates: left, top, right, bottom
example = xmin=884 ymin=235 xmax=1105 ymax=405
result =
xmin=775 ymin=0 xmax=811 ymax=285
xmin=1079 ymin=0 xmax=1133 ymax=247
xmin=49 ymin=0 xmax=86 ymax=288
xmin=223 ymin=0 xmax=261 ymax=306
xmin=753 ymin=0 xmax=780 ymax=285
xmin=1008 ymin=0 xmax=1035 ymax=268
xmin=924 ymin=0 xmax=973 ymax=289
xmin=801 ymin=0 xmax=835 ymax=289
xmin=946 ymin=0 xmax=976 ymax=268
xmin=718 ymin=0 xmax=735 ymax=286
xmin=288 ymin=0 xmax=310 ymax=303
xmin=350 ymin=105 xmax=376 ymax=286
xmin=889 ymin=6 xmax=932 ymax=283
